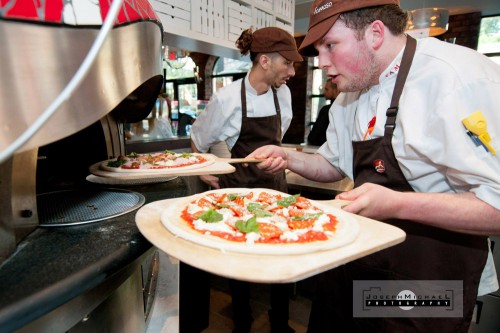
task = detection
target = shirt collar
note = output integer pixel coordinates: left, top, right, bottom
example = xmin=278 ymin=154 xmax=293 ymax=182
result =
xmin=245 ymin=70 xmax=259 ymax=96
xmin=379 ymin=46 xmax=405 ymax=84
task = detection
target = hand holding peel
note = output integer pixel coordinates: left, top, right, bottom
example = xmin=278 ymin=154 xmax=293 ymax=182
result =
xmin=246 ymin=145 xmax=288 ymax=174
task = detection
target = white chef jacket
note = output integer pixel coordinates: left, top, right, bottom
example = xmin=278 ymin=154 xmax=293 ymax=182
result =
xmin=318 ymin=37 xmax=500 ymax=296
xmin=191 ymin=71 xmax=293 ymax=153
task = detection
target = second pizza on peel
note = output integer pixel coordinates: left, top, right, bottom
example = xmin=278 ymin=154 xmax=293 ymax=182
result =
xmin=100 ymin=150 xmax=215 ymax=173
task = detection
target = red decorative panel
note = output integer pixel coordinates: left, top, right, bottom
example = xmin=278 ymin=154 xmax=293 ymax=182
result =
xmin=0 ymin=0 xmax=159 ymax=25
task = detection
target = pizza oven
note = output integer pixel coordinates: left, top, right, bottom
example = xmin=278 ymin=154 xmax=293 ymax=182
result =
xmin=0 ymin=2 xmax=171 ymax=331
xmin=0 ymin=0 xmax=163 ymax=263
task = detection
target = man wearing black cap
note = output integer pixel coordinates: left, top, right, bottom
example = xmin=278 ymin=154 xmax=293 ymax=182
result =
xmin=191 ymin=26 xmax=303 ymax=333
xmin=248 ymin=1 xmax=500 ymax=332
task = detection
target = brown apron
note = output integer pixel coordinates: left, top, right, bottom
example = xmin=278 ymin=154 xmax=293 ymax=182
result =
xmin=218 ymin=79 xmax=291 ymax=330
xmin=308 ymin=36 xmax=488 ymax=333
xmin=218 ymin=79 xmax=287 ymax=192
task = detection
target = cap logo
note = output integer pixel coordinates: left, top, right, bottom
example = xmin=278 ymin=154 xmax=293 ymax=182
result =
xmin=313 ymin=2 xmax=333 ymax=15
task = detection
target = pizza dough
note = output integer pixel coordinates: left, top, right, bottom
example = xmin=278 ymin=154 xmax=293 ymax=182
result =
xmin=161 ymin=188 xmax=360 ymax=255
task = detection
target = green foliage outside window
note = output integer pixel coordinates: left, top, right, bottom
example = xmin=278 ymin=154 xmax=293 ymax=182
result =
xmin=478 ymin=16 xmax=500 ymax=65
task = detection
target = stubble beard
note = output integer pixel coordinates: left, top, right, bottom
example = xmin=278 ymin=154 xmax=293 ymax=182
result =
xmin=342 ymin=44 xmax=379 ymax=92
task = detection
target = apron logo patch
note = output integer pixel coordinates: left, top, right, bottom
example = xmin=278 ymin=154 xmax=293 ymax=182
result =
xmin=373 ymin=160 xmax=385 ymax=173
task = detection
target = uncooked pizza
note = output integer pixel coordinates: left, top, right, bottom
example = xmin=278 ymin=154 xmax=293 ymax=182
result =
xmin=161 ymin=188 xmax=360 ymax=255
xmin=101 ymin=151 xmax=214 ymax=173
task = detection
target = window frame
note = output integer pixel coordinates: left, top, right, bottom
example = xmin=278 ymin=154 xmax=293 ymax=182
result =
xmin=478 ymin=14 xmax=500 ymax=64
xmin=310 ymin=59 xmax=331 ymax=125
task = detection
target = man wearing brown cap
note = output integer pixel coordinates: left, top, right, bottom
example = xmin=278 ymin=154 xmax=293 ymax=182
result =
xmin=248 ymin=0 xmax=500 ymax=332
xmin=191 ymin=26 xmax=303 ymax=333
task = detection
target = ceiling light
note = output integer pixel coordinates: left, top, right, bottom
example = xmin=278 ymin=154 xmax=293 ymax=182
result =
xmin=406 ymin=8 xmax=449 ymax=39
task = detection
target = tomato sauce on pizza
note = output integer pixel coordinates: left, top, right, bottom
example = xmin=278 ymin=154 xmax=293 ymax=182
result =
xmin=180 ymin=191 xmax=339 ymax=244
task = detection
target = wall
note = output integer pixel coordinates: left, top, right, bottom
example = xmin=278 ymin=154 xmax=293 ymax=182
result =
xmin=156 ymin=0 xmax=296 ymax=59
xmin=440 ymin=12 xmax=482 ymax=50
xmin=189 ymin=52 xmax=210 ymax=99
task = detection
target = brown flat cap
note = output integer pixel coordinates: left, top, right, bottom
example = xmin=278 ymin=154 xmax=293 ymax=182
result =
xmin=251 ymin=27 xmax=303 ymax=62
xmin=299 ymin=0 xmax=400 ymax=57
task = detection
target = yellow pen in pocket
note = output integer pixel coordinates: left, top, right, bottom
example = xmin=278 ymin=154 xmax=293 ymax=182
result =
xmin=462 ymin=111 xmax=497 ymax=155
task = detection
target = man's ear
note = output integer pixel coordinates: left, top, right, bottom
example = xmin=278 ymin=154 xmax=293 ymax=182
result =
xmin=258 ymin=54 xmax=271 ymax=69
xmin=367 ymin=20 xmax=385 ymax=50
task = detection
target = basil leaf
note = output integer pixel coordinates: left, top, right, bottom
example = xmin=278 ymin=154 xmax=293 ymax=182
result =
xmin=164 ymin=150 xmax=175 ymax=155
xmin=253 ymin=209 xmax=272 ymax=217
xmin=215 ymin=204 xmax=230 ymax=209
xmin=246 ymin=202 xmax=262 ymax=212
xmin=128 ymin=152 xmax=138 ymax=158
xmin=291 ymin=212 xmax=323 ymax=220
xmin=227 ymin=193 xmax=238 ymax=201
xmin=227 ymin=193 xmax=248 ymax=201
xmin=276 ymin=194 xmax=300 ymax=208
xmin=247 ymin=202 xmax=272 ymax=216
xmin=198 ymin=208 xmax=223 ymax=223
xmin=107 ymin=159 xmax=127 ymax=167
xmin=235 ymin=216 xmax=259 ymax=233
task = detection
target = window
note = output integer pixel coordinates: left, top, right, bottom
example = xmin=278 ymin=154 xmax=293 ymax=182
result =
xmin=165 ymin=56 xmax=197 ymax=79
xmin=310 ymin=57 xmax=330 ymax=125
xmin=211 ymin=57 xmax=251 ymax=94
xmin=124 ymin=55 xmax=198 ymax=141
xmin=164 ymin=56 xmax=198 ymax=137
xmin=478 ymin=15 xmax=500 ymax=65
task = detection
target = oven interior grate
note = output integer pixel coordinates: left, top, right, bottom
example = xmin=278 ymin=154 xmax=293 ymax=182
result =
xmin=37 ymin=188 xmax=145 ymax=227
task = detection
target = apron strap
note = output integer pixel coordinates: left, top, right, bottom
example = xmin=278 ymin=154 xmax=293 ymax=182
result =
xmin=271 ymin=86 xmax=282 ymax=140
xmin=385 ymin=36 xmax=417 ymax=137
xmin=240 ymin=79 xmax=282 ymax=139
xmin=241 ymin=79 xmax=248 ymax=118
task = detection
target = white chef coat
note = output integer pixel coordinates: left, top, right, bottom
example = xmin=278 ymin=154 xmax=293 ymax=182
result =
xmin=318 ymin=37 xmax=500 ymax=296
xmin=191 ymin=71 xmax=293 ymax=153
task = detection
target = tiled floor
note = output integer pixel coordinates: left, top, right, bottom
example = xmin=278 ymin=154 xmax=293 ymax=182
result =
xmin=146 ymin=252 xmax=314 ymax=333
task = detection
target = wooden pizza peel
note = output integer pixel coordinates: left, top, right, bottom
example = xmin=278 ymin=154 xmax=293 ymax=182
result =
xmin=135 ymin=198 xmax=406 ymax=283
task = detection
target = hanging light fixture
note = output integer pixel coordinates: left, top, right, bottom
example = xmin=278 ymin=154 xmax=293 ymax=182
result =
xmin=406 ymin=7 xmax=449 ymax=38
xmin=162 ymin=46 xmax=189 ymax=69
